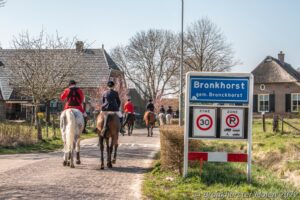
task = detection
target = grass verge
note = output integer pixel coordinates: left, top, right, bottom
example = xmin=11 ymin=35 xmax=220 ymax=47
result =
xmin=143 ymin=160 xmax=300 ymax=200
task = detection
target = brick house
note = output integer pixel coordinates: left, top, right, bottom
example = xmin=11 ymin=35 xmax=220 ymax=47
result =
xmin=0 ymin=42 xmax=125 ymax=120
xmin=252 ymin=51 xmax=300 ymax=115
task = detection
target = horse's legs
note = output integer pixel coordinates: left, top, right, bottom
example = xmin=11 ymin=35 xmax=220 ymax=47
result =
xmin=127 ymin=123 xmax=130 ymax=136
xmin=112 ymin=143 xmax=118 ymax=164
xmin=76 ymin=138 xmax=81 ymax=165
xmin=70 ymin=147 xmax=75 ymax=168
xmin=147 ymin=126 xmax=150 ymax=137
xmin=130 ymin=123 xmax=133 ymax=136
xmin=151 ymin=125 xmax=154 ymax=137
xmin=99 ymin=136 xmax=104 ymax=169
xmin=66 ymin=152 xmax=71 ymax=166
xmin=106 ymin=138 xmax=113 ymax=168
xmin=63 ymin=151 xmax=67 ymax=166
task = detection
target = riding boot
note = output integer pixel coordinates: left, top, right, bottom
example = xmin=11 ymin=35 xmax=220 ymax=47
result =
xmin=119 ymin=117 xmax=126 ymax=133
xmin=101 ymin=115 xmax=109 ymax=137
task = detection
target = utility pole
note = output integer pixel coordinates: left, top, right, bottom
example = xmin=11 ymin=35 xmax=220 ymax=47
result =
xmin=179 ymin=0 xmax=184 ymax=126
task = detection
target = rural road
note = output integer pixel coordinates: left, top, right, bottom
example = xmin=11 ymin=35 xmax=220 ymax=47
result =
xmin=0 ymin=128 xmax=160 ymax=200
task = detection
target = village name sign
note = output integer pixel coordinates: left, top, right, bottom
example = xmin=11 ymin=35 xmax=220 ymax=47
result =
xmin=184 ymin=72 xmax=254 ymax=183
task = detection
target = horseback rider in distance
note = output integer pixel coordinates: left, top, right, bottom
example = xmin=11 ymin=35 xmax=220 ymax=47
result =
xmin=60 ymin=80 xmax=87 ymax=133
xmin=101 ymin=80 xmax=126 ymax=136
xmin=122 ymin=98 xmax=135 ymax=128
xmin=146 ymin=99 xmax=155 ymax=112
xmin=159 ymin=105 xmax=166 ymax=114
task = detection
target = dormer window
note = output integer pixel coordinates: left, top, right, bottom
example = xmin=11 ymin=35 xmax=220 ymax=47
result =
xmin=265 ymin=58 xmax=272 ymax=62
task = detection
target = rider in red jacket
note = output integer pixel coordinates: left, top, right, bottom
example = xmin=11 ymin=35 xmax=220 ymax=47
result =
xmin=124 ymin=98 xmax=134 ymax=113
xmin=60 ymin=80 xmax=85 ymax=114
xmin=122 ymin=98 xmax=134 ymax=127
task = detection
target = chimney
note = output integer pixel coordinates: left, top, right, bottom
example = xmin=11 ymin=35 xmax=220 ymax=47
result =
xmin=278 ymin=51 xmax=285 ymax=63
xmin=75 ymin=41 xmax=84 ymax=52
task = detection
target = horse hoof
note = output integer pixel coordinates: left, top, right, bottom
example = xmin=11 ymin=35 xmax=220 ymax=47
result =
xmin=70 ymin=164 xmax=75 ymax=168
xmin=76 ymin=160 xmax=81 ymax=165
xmin=63 ymin=161 xmax=67 ymax=166
xmin=67 ymin=162 xmax=70 ymax=166
xmin=112 ymin=159 xmax=116 ymax=164
xmin=107 ymin=163 xmax=113 ymax=168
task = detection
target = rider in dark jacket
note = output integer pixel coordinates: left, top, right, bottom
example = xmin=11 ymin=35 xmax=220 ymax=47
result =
xmin=167 ymin=106 xmax=173 ymax=116
xmin=159 ymin=105 xmax=166 ymax=114
xmin=146 ymin=99 xmax=155 ymax=112
xmin=101 ymin=81 xmax=125 ymax=135
xmin=101 ymin=87 xmax=121 ymax=111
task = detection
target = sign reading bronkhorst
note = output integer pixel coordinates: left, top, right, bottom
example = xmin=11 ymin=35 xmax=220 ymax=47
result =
xmin=221 ymin=108 xmax=244 ymax=138
xmin=193 ymin=108 xmax=216 ymax=138
xmin=190 ymin=77 xmax=249 ymax=103
xmin=184 ymin=72 xmax=254 ymax=183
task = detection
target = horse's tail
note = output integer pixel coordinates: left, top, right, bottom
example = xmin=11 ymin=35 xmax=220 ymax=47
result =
xmin=66 ymin=109 xmax=76 ymax=153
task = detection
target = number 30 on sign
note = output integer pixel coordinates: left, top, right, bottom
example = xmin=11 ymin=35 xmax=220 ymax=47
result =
xmin=193 ymin=108 xmax=216 ymax=138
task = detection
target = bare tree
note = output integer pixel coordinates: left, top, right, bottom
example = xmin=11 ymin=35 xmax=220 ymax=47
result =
xmin=6 ymin=30 xmax=83 ymax=140
xmin=185 ymin=17 xmax=238 ymax=72
xmin=111 ymin=29 xmax=180 ymax=102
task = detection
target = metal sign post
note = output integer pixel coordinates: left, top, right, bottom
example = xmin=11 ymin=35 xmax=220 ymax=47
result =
xmin=183 ymin=72 xmax=254 ymax=183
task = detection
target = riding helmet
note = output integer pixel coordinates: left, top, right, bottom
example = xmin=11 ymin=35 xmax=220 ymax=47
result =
xmin=69 ymin=80 xmax=76 ymax=86
xmin=107 ymin=80 xmax=115 ymax=87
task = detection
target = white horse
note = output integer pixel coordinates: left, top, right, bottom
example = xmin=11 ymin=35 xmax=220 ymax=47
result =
xmin=158 ymin=113 xmax=166 ymax=126
xmin=60 ymin=109 xmax=84 ymax=168
xmin=166 ymin=114 xmax=173 ymax=125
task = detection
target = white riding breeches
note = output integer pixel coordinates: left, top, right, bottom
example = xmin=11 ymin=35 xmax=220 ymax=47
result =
xmin=100 ymin=111 xmax=123 ymax=118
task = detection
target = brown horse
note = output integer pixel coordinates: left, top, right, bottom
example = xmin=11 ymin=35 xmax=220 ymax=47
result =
xmin=125 ymin=113 xmax=135 ymax=136
xmin=96 ymin=112 xmax=119 ymax=169
xmin=144 ymin=111 xmax=156 ymax=137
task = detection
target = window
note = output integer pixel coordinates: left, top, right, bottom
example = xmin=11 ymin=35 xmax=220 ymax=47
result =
xmin=258 ymin=94 xmax=269 ymax=112
xmin=291 ymin=93 xmax=300 ymax=112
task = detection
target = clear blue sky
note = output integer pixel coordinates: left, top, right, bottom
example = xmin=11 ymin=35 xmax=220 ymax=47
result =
xmin=1 ymin=0 xmax=300 ymax=72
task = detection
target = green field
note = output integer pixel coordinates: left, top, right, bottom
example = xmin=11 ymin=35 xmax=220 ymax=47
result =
xmin=143 ymin=119 xmax=300 ymax=200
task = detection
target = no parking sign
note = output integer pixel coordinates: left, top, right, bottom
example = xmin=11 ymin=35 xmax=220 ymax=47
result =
xmin=193 ymin=108 xmax=216 ymax=138
xmin=221 ymin=108 xmax=244 ymax=138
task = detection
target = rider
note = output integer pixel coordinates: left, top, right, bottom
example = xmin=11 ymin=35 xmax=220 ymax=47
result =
xmin=122 ymin=98 xmax=135 ymax=127
xmin=101 ymin=80 xmax=125 ymax=135
xmin=146 ymin=99 xmax=155 ymax=112
xmin=159 ymin=105 xmax=166 ymax=114
xmin=60 ymin=80 xmax=87 ymax=133
xmin=167 ymin=106 xmax=173 ymax=116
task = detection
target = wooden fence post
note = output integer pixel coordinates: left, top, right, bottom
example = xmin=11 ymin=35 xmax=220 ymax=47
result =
xmin=52 ymin=114 xmax=56 ymax=138
xmin=262 ymin=112 xmax=266 ymax=132
xmin=273 ymin=115 xmax=278 ymax=132
xmin=281 ymin=116 xmax=284 ymax=134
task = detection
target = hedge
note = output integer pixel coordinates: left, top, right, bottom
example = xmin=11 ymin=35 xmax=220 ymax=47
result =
xmin=160 ymin=125 xmax=202 ymax=175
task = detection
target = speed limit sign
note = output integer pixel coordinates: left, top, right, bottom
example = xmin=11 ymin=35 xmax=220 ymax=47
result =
xmin=193 ymin=108 xmax=216 ymax=137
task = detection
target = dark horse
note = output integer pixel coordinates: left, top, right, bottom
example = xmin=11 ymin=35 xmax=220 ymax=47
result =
xmin=144 ymin=111 xmax=156 ymax=137
xmin=124 ymin=113 xmax=135 ymax=136
xmin=96 ymin=112 xmax=119 ymax=169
